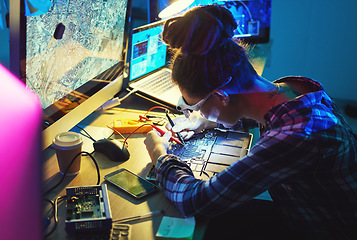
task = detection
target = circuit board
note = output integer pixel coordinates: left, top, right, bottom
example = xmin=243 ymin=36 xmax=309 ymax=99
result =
xmin=65 ymin=185 xmax=112 ymax=233
xmin=66 ymin=191 xmax=103 ymax=220
xmin=146 ymin=129 xmax=252 ymax=181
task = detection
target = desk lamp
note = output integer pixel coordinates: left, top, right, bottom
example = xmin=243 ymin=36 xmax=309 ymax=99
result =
xmin=158 ymin=0 xmax=195 ymax=19
xmin=158 ymin=0 xmax=220 ymax=19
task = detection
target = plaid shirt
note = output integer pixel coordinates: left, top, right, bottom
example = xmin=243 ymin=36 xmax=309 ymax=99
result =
xmin=155 ymin=77 xmax=357 ymax=239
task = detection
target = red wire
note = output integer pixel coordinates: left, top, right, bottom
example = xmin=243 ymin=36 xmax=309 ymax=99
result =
xmin=106 ymin=124 xmax=128 ymax=147
xmin=119 ymin=106 xmax=171 ymax=147
xmin=123 ymin=123 xmax=154 ymax=147
xmin=143 ymin=106 xmax=168 ymax=116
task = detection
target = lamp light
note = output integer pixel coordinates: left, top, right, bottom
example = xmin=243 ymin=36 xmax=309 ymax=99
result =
xmin=158 ymin=0 xmax=195 ymax=18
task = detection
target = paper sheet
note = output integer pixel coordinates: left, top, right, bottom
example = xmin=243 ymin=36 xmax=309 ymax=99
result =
xmin=156 ymin=216 xmax=196 ymax=239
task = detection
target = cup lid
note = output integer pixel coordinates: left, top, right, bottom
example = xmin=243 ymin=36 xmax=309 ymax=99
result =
xmin=52 ymin=132 xmax=83 ymax=150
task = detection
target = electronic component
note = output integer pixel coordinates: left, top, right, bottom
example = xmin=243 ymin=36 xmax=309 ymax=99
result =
xmin=113 ymin=119 xmax=153 ymax=134
xmin=146 ymin=129 xmax=252 ymax=181
xmin=65 ymin=185 xmax=112 ymax=233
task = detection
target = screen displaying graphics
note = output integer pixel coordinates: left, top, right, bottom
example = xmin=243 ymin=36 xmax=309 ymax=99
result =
xmin=11 ymin=0 xmax=132 ymax=149
xmin=151 ymin=0 xmax=271 ymax=44
xmin=129 ymin=24 xmax=167 ymax=81
xmin=213 ymin=0 xmax=271 ymax=43
xmin=25 ymin=0 xmax=129 ymax=109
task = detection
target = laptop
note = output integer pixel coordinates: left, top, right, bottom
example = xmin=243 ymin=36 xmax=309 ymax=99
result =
xmin=126 ymin=20 xmax=181 ymax=107
xmin=146 ymin=129 xmax=252 ymax=181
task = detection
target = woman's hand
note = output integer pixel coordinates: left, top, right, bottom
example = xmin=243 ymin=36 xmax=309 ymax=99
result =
xmin=144 ymin=130 xmax=172 ymax=166
xmin=166 ymin=112 xmax=218 ymax=140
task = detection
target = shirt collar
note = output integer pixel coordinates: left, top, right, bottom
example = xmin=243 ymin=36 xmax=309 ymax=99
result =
xmin=264 ymin=77 xmax=329 ymax=129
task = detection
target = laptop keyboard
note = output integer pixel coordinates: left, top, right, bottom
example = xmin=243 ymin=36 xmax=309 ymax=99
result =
xmin=140 ymin=70 xmax=173 ymax=95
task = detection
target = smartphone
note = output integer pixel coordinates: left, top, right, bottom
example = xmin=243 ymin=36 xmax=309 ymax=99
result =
xmin=104 ymin=169 xmax=158 ymax=199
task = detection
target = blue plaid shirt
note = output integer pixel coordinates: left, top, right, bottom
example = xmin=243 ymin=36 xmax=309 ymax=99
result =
xmin=155 ymin=77 xmax=357 ymax=239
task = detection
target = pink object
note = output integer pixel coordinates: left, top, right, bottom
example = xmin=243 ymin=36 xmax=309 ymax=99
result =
xmin=0 ymin=64 xmax=43 ymax=239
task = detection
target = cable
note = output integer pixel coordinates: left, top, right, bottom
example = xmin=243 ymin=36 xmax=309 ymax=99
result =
xmin=76 ymin=123 xmax=126 ymax=147
xmin=44 ymin=198 xmax=55 ymax=214
xmin=96 ymin=89 xmax=138 ymax=111
xmin=143 ymin=106 xmax=168 ymax=116
xmin=44 ymin=151 xmax=100 ymax=195
xmin=120 ymin=89 xmax=138 ymax=102
xmin=238 ymin=0 xmax=253 ymax=21
xmin=123 ymin=123 xmax=153 ymax=147
xmin=75 ymin=125 xmax=97 ymax=142
xmin=106 ymin=122 xmax=128 ymax=146
xmin=43 ymin=201 xmax=57 ymax=238
xmin=107 ymin=106 xmax=170 ymax=146
xmin=43 ymin=152 xmax=100 ymax=237
xmin=43 ymin=196 xmax=66 ymax=238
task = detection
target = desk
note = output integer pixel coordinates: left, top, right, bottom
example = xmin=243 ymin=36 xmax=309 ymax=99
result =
xmin=43 ymin=94 xmax=207 ymax=239
xmin=42 ymin=51 xmax=267 ymax=239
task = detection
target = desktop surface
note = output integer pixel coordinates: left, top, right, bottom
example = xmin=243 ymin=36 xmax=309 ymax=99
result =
xmin=42 ymin=49 xmax=267 ymax=239
xmin=42 ymin=94 xmax=208 ymax=239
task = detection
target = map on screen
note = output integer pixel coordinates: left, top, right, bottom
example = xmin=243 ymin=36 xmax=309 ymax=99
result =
xmin=25 ymin=0 xmax=128 ymax=109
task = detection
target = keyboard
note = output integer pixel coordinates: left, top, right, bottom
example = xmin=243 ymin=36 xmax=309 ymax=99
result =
xmin=139 ymin=70 xmax=173 ymax=95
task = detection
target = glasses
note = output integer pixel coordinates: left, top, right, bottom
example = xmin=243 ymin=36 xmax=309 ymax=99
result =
xmin=176 ymin=76 xmax=233 ymax=117
xmin=176 ymin=93 xmax=212 ymax=117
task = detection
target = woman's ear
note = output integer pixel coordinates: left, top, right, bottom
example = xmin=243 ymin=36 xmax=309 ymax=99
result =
xmin=213 ymin=89 xmax=230 ymax=106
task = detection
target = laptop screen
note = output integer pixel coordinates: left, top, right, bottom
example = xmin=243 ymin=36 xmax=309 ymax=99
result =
xmin=129 ymin=23 xmax=167 ymax=81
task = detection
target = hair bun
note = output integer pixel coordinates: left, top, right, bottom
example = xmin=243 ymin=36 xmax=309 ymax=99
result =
xmin=162 ymin=5 xmax=237 ymax=55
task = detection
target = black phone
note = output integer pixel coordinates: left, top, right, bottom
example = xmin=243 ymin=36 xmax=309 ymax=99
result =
xmin=104 ymin=169 xmax=158 ymax=199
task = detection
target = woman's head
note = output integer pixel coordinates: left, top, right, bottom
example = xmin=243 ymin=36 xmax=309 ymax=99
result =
xmin=162 ymin=5 xmax=258 ymax=99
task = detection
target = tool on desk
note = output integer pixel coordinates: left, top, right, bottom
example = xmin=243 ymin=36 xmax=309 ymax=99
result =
xmin=113 ymin=119 xmax=154 ymax=134
xmin=165 ymin=111 xmax=185 ymax=145
xmin=112 ymin=224 xmax=131 ymax=239
xmin=151 ymin=125 xmax=183 ymax=145
xmin=113 ymin=210 xmax=164 ymax=223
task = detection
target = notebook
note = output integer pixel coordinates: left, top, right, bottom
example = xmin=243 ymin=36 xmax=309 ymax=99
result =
xmin=126 ymin=20 xmax=181 ymax=107
xmin=146 ymin=129 xmax=252 ymax=181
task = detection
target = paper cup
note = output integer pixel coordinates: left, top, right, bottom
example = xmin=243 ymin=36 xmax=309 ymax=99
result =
xmin=52 ymin=132 xmax=83 ymax=175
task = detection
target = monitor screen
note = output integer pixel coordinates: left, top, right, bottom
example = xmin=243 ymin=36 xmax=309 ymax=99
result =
xmin=213 ymin=0 xmax=271 ymax=44
xmin=129 ymin=23 xmax=166 ymax=81
xmin=10 ymin=0 xmax=133 ymax=149
xmin=150 ymin=0 xmax=271 ymax=44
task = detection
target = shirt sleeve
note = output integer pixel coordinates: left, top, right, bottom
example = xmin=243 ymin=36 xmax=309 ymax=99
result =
xmin=217 ymin=118 xmax=260 ymax=132
xmin=155 ymin=129 xmax=319 ymax=218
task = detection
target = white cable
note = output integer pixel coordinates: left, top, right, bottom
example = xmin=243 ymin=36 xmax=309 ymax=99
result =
xmin=95 ymin=89 xmax=138 ymax=111
xmin=238 ymin=1 xmax=253 ymax=21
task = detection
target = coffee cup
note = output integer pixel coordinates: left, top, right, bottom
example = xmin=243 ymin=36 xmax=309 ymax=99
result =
xmin=52 ymin=132 xmax=83 ymax=175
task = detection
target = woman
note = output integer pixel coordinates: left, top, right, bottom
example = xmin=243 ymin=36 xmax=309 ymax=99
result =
xmin=144 ymin=5 xmax=357 ymax=239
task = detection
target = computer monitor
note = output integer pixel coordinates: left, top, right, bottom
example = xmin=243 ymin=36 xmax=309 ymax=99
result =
xmin=9 ymin=0 xmax=133 ymax=149
xmin=150 ymin=0 xmax=271 ymax=44
xmin=0 ymin=64 xmax=42 ymax=239
xmin=213 ymin=0 xmax=271 ymax=44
